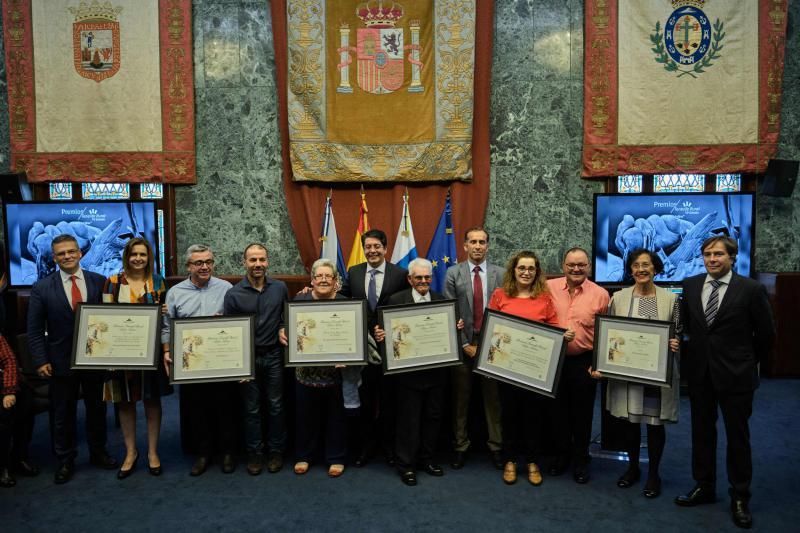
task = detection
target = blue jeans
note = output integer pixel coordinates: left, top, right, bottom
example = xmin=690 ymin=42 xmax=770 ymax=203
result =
xmin=240 ymin=347 xmax=286 ymax=454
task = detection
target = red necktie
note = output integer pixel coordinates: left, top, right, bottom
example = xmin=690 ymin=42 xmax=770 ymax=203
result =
xmin=473 ymin=265 xmax=484 ymax=334
xmin=70 ymin=275 xmax=83 ymax=310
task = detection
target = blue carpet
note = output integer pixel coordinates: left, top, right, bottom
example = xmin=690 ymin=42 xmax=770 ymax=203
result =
xmin=2 ymin=379 xmax=799 ymax=532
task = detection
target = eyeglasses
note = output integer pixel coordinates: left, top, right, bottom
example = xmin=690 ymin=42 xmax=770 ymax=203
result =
xmin=189 ymin=259 xmax=215 ymax=267
xmin=631 ymin=262 xmax=653 ymax=269
xmin=313 ymin=273 xmax=335 ymax=280
xmin=515 ymin=266 xmax=536 ymax=273
xmin=412 ymin=275 xmax=432 ymax=281
xmin=565 ymin=263 xmax=588 ymax=270
xmin=54 ymin=249 xmax=80 ymax=258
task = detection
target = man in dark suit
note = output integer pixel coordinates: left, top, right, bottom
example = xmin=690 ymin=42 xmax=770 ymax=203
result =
xmin=340 ymin=229 xmax=408 ymax=466
xmin=675 ymin=236 xmax=775 ymax=529
xmin=28 ymin=234 xmax=117 ymax=484
xmin=444 ymin=226 xmax=505 ymax=470
xmin=376 ymin=258 xmax=457 ymax=486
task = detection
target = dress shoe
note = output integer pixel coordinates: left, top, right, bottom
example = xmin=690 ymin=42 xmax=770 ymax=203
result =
xmin=419 ymin=463 xmax=444 ymax=477
xmin=148 ymin=454 xmax=162 ymax=476
xmin=731 ymin=498 xmax=753 ymax=529
xmin=527 ymin=462 xmax=543 ymax=486
xmin=675 ymin=485 xmax=716 ymax=507
xmin=617 ymin=466 xmax=641 ymax=488
xmin=547 ymin=457 xmax=568 ymax=476
xmin=451 ymin=451 xmax=467 ymax=470
xmin=328 ymin=464 xmax=345 ymax=478
xmin=643 ymin=476 xmax=661 ymax=498
xmin=491 ymin=450 xmax=505 ymax=470
xmin=221 ymin=454 xmax=236 ymax=474
xmin=54 ymin=461 xmax=75 ymax=484
xmin=294 ymin=461 xmax=310 ymax=475
xmin=573 ymin=463 xmax=590 ymax=484
xmin=267 ymin=452 xmax=283 ymax=473
xmin=0 ymin=468 xmax=16 ymax=487
xmin=400 ymin=470 xmax=417 ymax=486
xmin=117 ymin=451 xmax=139 ymax=480
xmin=90 ymin=452 xmax=118 ymax=470
xmin=247 ymin=453 xmax=264 ymax=476
xmin=503 ymin=462 xmax=517 ymax=485
xmin=190 ymin=456 xmax=210 ymax=477
xmin=13 ymin=460 xmax=40 ymax=477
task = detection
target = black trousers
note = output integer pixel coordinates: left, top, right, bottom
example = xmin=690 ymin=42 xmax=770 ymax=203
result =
xmin=0 ymin=384 xmax=35 ymax=468
xmin=394 ymin=373 xmax=444 ymax=471
xmin=49 ymin=372 xmax=107 ymax=463
xmin=294 ymin=381 xmax=347 ymax=464
xmin=550 ymin=352 xmax=597 ymax=465
xmin=357 ymin=365 xmax=395 ymax=459
xmin=181 ymin=382 xmax=237 ymax=456
xmin=689 ymin=370 xmax=754 ymax=500
xmin=500 ymin=383 xmax=544 ymax=465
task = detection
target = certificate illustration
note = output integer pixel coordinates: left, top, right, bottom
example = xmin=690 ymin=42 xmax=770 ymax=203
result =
xmin=474 ymin=309 xmax=567 ymax=398
xmin=379 ymin=300 xmax=461 ymax=375
xmin=170 ymin=315 xmax=255 ymax=384
xmin=72 ymin=304 xmax=161 ymax=370
xmin=593 ymin=315 xmax=674 ymax=387
xmin=285 ymin=300 xmax=368 ymax=366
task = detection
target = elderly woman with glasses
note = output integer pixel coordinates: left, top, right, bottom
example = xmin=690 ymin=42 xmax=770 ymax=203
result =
xmin=488 ymin=251 xmax=574 ymax=487
xmin=290 ymin=259 xmax=349 ymax=478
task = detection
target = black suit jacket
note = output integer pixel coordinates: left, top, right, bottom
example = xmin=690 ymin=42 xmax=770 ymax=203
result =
xmin=341 ymin=261 xmax=408 ymax=328
xmin=680 ymin=272 xmax=775 ymax=392
xmin=385 ymin=288 xmax=446 ymax=388
xmin=28 ymin=269 xmax=106 ymax=375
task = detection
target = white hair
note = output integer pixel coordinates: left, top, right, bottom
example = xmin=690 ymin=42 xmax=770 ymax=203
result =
xmin=407 ymin=257 xmax=433 ymax=275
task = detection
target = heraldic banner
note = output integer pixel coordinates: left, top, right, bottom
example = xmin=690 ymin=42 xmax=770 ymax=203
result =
xmin=272 ymin=0 xmax=492 ymax=271
xmin=582 ymin=0 xmax=789 ymax=177
xmin=3 ymin=0 xmax=195 ymax=183
xmin=282 ymin=0 xmax=481 ymax=183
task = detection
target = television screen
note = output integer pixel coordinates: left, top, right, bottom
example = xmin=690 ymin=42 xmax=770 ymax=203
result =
xmin=3 ymin=201 xmax=158 ymax=287
xmin=593 ymin=193 xmax=755 ymax=285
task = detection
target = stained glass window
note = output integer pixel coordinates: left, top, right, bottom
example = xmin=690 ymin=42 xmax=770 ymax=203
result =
xmin=715 ymin=174 xmax=742 ymax=192
xmin=157 ymin=209 xmax=166 ymax=278
xmin=49 ymin=183 xmax=73 ymax=200
xmin=617 ymin=175 xmax=643 ymax=194
xmin=140 ymin=183 xmax=164 ymax=199
xmin=653 ymin=174 xmax=705 ymax=193
xmin=82 ymin=183 xmax=130 ymax=200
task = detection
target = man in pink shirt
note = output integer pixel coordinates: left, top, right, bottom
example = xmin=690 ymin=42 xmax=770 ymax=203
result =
xmin=546 ymin=247 xmax=609 ymax=484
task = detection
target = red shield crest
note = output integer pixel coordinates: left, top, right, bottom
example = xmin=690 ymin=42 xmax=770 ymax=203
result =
xmin=356 ymin=28 xmax=404 ymax=94
xmin=73 ymin=21 xmax=121 ymax=83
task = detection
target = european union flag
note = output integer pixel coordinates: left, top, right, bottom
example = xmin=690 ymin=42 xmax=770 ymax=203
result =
xmin=426 ymin=192 xmax=457 ymax=293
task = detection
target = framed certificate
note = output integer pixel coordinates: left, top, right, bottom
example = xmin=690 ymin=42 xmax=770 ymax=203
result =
xmin=71 ymin=303 xmax=162 ymax=370
xmin=593 ymin=315 xmax=675 ymax=387
xmin=474 ymin=309 xmax=567 ymax=398
xmin=378 ymin=300 xmax=461 ymax=375
xmin=169 ymin=315 xmax=255 ymax=384
xmin=284 ymin=299 xmax=368 ymax=367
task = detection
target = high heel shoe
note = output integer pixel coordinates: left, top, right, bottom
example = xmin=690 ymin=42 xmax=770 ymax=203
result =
xmin=117 ymin=451 xmax=139 ymax=480
xmin=148 ymin=455 xmax=162 ymax=476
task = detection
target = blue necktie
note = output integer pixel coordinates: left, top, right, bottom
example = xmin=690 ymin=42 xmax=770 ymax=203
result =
xmin=368 ymin=269 xmax=378 ymax=311
xmin=704 ymin=279 xmax=722 ymax=325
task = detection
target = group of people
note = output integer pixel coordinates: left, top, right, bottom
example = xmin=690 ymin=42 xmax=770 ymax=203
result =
xmin=0 ymin=226 xmax=774 ymax=529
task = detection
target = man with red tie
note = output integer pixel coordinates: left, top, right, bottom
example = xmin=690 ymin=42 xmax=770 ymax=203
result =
xmin=28 ymin=234 xmax=116 ymax=484
xmin=444 ymin=227 xmax=505 ymax=470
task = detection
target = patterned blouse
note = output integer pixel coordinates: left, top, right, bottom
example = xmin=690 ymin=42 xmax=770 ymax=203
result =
xmin=103 ymin=271 xmax=166 ymax=304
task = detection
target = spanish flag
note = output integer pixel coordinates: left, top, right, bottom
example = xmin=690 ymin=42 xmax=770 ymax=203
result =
xmin=346 ymin=187 xmax=369 ymax=269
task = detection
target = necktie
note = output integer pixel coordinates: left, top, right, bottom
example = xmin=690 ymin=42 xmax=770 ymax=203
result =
xmin=473 ymin=265 xmax=484 ymax=333
xmin=704 ymin=279 xmax=722 ymax=325
xmin=70 ymin=274 xmax=83 ymax=310
xmin=368 ymin=269 xmax=378 ymax=311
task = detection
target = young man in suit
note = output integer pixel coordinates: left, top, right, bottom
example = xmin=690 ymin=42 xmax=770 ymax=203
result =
xmin=339 ymin=229 xmax=408 ymax=466
xmin=28 ymin=234 xmax=117 ymax=484
xmin=675 ymin=236 xmax=775 ymax=529
xmin=444 ymin=226 xmax=505 ymax=470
